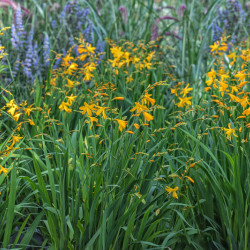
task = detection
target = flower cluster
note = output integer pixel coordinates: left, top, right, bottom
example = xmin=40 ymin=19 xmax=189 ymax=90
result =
xmin=0 ymin=27 xmax=10 ymax=60
xmin=49 ymin=38 xmax=161 ymax=133
xmin=171 ymin=81 xmax=193 ymax=108
xmin=205 ymin=39 xmax=250 ymax=140
xmin=0 ymin=94 xmax=37 ymax=175
xmin=108 ymin=39 xmax=156 ymax=73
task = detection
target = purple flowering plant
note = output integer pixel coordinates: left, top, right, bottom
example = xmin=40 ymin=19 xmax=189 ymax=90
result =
xmin=212 ymin=0 xmax=249 ymax=45
xmin=0 ymin=0 xmax=105 ymax=86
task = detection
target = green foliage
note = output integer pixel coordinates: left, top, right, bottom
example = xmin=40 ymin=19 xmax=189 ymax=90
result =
xmin=0 ymin=0 xmax=250 ymax=249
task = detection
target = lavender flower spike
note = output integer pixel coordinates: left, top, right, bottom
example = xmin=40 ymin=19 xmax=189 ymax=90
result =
xmin=43 ymin=34 xmax=50 ymax=67
xmin=16 ymin=4 xmax=24 ymax=48
xmin=23 ymin=30 xmax=34 ymax=79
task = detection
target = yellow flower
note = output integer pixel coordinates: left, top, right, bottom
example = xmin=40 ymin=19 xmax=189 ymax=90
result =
xmin=146 ymin=51 xmax=155 ymax=62
xmin=113 ymin=97 xmax=124 ymax=100
xmin=210 ymin=41 xmax=220 ymax=53
xmin=143 ymin=60 xmax=152 ymax=70
xmin=83 ymin=71 xmax=94 ymax=81
xmin=235 ymin=69 xmax=246 ymax=82
xmin=96 ymin=106 xmax=108 ymax=119
xmin=143 ymin=112 xmax=154 ymax=122
xmin=134 ymin=123 xmax=140 ymax=129
xmin=78 ymin=43 xmax=95 ymax=54
xmin=87 ymin=116 xmax=98 ymax=129
xmin=27 ymin=119 xmax=35 ymax=126
xmin=114 ymin=119 xmax=127 ymax=132
xmin=62 ymin=53 xmax=74 ymax=67
xmin=185 ymin=176 xmax=194 ymax=183
xmin=180 ymin=84 xmax=193 ymax=97
xmin=242 ymin=107 xmax=250 ymax=116
xmin=110 ymin=46 xmax=124 ymax=60
xmin=126 ymin=75 xmax=134 ymax=83
xmin=207 ymin=68 xmax=216 ymax=79
xmin=66 ymin=78 xmax=75 ymax=88
xmin=84 ymin=62 xmax=96 ymax=72
xmin=130 ymin=102 xmax=148 ymax=114
xmin=142 ymin=92 xmax=155 ymax=105
xmin=0 ymin=165 xmax=9 ymax=176
xmin=224 ymin=123 xmax=238 ymax=139
xmin=176 ymin=97 xmax=192 ymax=108
xmin=13 ymin=112 xmax=22 ymax=121
xmin=64 ymin=63 xmax=78 ymax=75
xmin=227 ymin=52 xmax=237 ymax=65
xmin=231 ymin=85 xmax=239 ymax=94
xmin=238 ymin=95 xmax=250 ymax=109
xmin=59 ymin=101 xmax=72 ymax=113
xmin=79 ymin=102 xmax=96 ymax=116
xmin=123 ymin=51 xmax=131 ymax=66
xmin=170 ymin=88 xmax=178 ymax=96
xmin=66 ymin=94 xmax=77 ymax=105
xmin=165 ymin=186 xmax=178 ymax=199
xmin=9 ymin=135 xmax=23 ymax=147
xmin=79 ymin=54 xmax=88 ymax=61
xmin=24 ymin=106 xmax=33 ymax=116
xmin=7 ymin=106 xmax=18 ymax=116
xmin=126 ymin=131 xmax=134 ymax=134
xmin=6 ymin=99 xmax=19 ymax=116
xmin=210 ymin=41 xmax=227 ymax=53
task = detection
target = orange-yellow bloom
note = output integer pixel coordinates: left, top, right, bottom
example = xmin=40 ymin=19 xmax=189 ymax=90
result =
xmin=242 ymin=107 xmax=250 ymax=116
xmin=126 ymin=131 xmax=134 ymax=134
xmin=64 ymin=63 xmax=78 ymax=75
xmin=130 ymin=102 xmax=148 ymax=114
xmin=66 ymin=94 xmax=77 ymax=105
xmin=12 ymin=112 xmax=22 ymax=121
xmin=113 ymin=97 xmax=124 ymax=100
xmin=87 ymin=116 xmax=98 ymax=129
xmin=0 ymin=165 xmax=9 ymax=176
xmin=142 ymin=92 xmax=155 ymax=105
xmin=176 ymin=97 xmax=192 ymax=108
xmin=62 ymin=53 xmax=74 ymax=67
xmin=224 ymin=123 xmax=237 ymax=139
xmin=79 ymin=102 xmax=96 ymax=116
xmin=96 ymin=106 xmax=108 ymax=119
xmin=134 ymin=123 xmax=140 ymax=129
xmin=143 ymin=112 xmax=154 ymax=122
xmin=114 ymin=119 xmax=127 ymax=132
xmin=180 ymin=84 xmax=193 ymax=97
xmin=66 ymin=78 xmax=75 ymax=88
xmin=59 ymin=102 xmax=72 ymax=113
xmin=24 ymin=106 xmax=33 ymax=116
xmin=165 ymin=186 xmax=178 ymax=199
xmin=185 ymin=176 xmax=194 ymax=183
xmin=9 ymin=135 xmax=23 ymax=147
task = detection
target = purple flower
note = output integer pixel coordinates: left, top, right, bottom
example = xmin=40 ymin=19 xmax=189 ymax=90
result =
xmin=53 ymin=57 xmax=62 ymax=70
xmin=212 ymin=0 xmax=246 ymax=44
xmin=11 ymin=24 xmax=19 ymax=49
xmin=43 ymin=34 xmax=50 ymax=67
xmin=52 ymin=20 xmax=57 ymax=29
xmin=23 ymin=30 xmax=34 ymax=79
xmin=15 ymin=5 xmax=24 ymax=48
xmin=33 ymin=42 xmax=40 ymax=74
